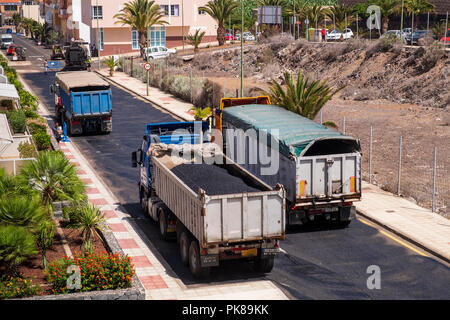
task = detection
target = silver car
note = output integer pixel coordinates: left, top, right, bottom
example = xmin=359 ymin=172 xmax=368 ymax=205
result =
xmin=143 ymin=46 xmax=176 ymax=60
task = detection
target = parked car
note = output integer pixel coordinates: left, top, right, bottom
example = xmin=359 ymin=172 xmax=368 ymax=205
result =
xmin=225 ymin=33 xmax=235 ymax=41
xmin=402 ymin=28 xmax=412 ymax=37
xmin=441 ymin=29 xmax=450 ymax=45
xmin=406 ymin=30 xmax=437 ymax=45
xmin=325 ymin=28 xmax=354 ymax=41
xmin=7 ymin=44 xmax=17 ymax=55
xmin=243 ymin=32 xmax=255 ymax=41
xmin=383 ymin=30 xmax=407 ymax=41
xmin=143 ymin=46 xmax=176 ymax=60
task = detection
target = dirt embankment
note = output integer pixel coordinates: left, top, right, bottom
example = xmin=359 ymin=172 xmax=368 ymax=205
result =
xmin=183 ymin=36 xmax=449 ymax=109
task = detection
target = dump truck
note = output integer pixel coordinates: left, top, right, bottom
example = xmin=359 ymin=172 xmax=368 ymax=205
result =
xmin=131 ymin=121 xmax=286 ymax=278
xmin=62 ymin=41 xmax=91 ymax=71
xmin=50 ymin=71 xmax=112 ymax=135
xmin=214 ymin=97 xmax=362 ymax=227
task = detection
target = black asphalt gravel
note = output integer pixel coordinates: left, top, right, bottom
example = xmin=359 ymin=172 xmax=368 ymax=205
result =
xmin=13 ymin=35 xmax=450 ymax=299
xmin=171 ymin=163 xmax=261 ymax=195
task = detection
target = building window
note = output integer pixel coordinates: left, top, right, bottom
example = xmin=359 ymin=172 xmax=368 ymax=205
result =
xmin=150 ymin=26 xmax=166 ymax=47
xmin=4 ymin=5 xmax=18 ymax=11
xmin=92 ymin=5 xmax=103 ymax=19
xmin=100 ymin=28 xmax=104 ymax=50
xmin=132 ymin=29 xmax=139 ymax=50
xmin=198 ymin=9 xmax=206 ymax=15
xmin=160 ymin=5 xmax=179 ymax=16
xmin=23 ymin=1 xmax=34 ymax=5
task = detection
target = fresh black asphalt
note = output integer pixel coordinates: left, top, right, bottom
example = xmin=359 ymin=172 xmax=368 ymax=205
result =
xmin=13 ymin=35 xmax=450 ymax=299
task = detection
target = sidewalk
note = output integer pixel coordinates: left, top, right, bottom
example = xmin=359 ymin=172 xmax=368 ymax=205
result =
xmin=99 ymin=69 xmax=450 ymax=263
xmin=356 ymin=182 xmax=450 ymax=263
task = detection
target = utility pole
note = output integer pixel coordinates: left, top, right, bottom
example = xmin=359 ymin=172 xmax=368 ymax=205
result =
xmin=400 ymin=0 xmax=404 ymax=32
xmin=240 ymin=0 xmax=243 ymax=97
xmin=147 ymin=27 xmax=150 ymax=96
xmin=97 ymin=0 xmax=100 ymax=71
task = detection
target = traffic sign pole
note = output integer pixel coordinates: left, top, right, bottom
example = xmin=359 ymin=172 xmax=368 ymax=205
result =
xmin=143 ymin=63 xmax=152 ymax=96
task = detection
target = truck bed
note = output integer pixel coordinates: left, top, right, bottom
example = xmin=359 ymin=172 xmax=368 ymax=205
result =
xmin=151 ymin=155 xmax=285 ymax=246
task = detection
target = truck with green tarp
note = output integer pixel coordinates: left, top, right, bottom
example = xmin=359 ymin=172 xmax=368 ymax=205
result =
xmin=215 ymin=97 xmax=362 ymax=227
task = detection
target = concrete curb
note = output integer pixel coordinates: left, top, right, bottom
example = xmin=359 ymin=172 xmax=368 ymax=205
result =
xmin=356 ymin=208 xmax=450 ymax=264
xmin=94 ymin=70 xmax=190 ymax=121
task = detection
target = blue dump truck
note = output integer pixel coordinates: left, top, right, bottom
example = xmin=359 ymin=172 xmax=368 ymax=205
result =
xmin=50 ymin=71 xmax=112 ymax=135
xmin=215 ymin=97 xmax=362 ymax=228
xmin=132 ymin=121 xmax=286 ymax=277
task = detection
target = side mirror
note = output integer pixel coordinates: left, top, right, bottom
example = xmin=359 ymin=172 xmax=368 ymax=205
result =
xmin=131 ymin=151 xmax=137 ymax=167
xmin=49 ymin=84 xmax=54 ymax=94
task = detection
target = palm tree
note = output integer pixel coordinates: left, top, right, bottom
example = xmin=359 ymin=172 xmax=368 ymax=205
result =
xmin=187 ymin=29 xmax=206 ymax=52
xmin=103 ymin=56 xmax=121 ymax=77
xmin=190 ymin=107 xmax=212 ymax=120
xmin=114 ymin=0 xmax=168 ymax=58
xmin=265 ymin=70 xmax=344 ymax=120
xmin=327 ymin=4 xmax=354 ymax=32
xmin=405 ymin=0 xmax=435 ymax=31
xmin=200 ymin=0 xmax=239 ymax=46
xmin=0 ymin=195 xmax=44 ymax=230
xmin=20 ymin=18 xmax=34 ymax=37
xmin=306 ymin=4 xmax=329 ymax=29
xmin=12 ymin=13 xmax=22 ymax=33
xmin=373 ymin=0 xmax=401 ymax=34
xmin=67 ymin=203 xmax=106 ymax=249
xmin=431 ymin=19 xmax=448 ymax=39
xmin=19 ymin=151 xmax=86 ymax=206
xmin=0 ymin=225 xmax=37 ymax=275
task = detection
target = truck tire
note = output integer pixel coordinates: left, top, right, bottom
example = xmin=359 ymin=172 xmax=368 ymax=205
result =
xmin=189 ymin=241 xmax=210 ymax=278
xmin=253 ymin=256 xmax=275 ymax=273
xmin=158 ymin=208 xmax=169 ymax=241
xmin=179 ymin=231 xmax=191 ymax=266
xmin=338 ymin=220 xmax=351 ymax=228
xmin=139 ymin=188 xmax=148 ymax=216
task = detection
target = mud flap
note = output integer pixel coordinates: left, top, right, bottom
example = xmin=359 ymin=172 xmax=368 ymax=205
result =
xmin=340 ymin=205 xmax=356 ymax=222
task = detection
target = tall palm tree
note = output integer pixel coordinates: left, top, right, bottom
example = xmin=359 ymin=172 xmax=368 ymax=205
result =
xmin=265 ymin=71 xmax=344 ymax=120
xmin=405 ymin=0 xmax=435 ymax=31
xmin=373 ymin=0 xmax=401 ymax=34
xmin=20 ymin=18 xmax=34 ymax=37
xmin=19 ymin=151 xmax=86 ymax=206
xmin=114 ymin=0 xmax=168 ymax=57
xmin=12 ymin=13 xmax=22 ymax=32
xmin=200 ymin=0 xmax=239 ymax=46
xmin=187 ymin=29 xmax=206 ymax=52
xmin=327 ymin=4 xmax=354 ymax=31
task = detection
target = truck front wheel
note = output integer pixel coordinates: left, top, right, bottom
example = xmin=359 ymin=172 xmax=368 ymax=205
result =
xmin=253 ymin=255 xmax=275 ymax=273
xmin=179 ymin=231 xmax=191 ymax=266
xmin=158 ymin=208 xmax=169 ymax=240
xmin=189 ymin=241 xmax=210 ymax=278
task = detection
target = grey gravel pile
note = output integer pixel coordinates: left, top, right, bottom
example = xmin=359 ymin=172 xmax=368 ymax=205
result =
xmin=171 ymin=163 xmax=261 ymax=195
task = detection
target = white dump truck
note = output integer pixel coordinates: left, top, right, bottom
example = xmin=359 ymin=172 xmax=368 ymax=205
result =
xmin=132 ymin=121 xmax=286 ymax=278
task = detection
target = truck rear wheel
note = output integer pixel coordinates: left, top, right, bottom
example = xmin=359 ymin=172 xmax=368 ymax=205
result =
xmin=189 ymin=241 xmax=210 ymax=278
xmin=158 ymin=208 xmax=169 ymax=240
xmin=179 ymin=231 xmax=191 ymax=266
xmin=253 ymin=256 xmax=275 ymax=273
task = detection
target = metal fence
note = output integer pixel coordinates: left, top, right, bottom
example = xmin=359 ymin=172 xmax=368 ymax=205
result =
xmin=318 ymin=111 xmax=449 ymax=216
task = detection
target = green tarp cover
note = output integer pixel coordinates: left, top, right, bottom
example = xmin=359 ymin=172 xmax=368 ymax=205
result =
xmin=222 ymin=104 xmax=357 ymax=157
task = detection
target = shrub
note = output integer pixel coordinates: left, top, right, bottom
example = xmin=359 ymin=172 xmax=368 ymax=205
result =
xmin=365 ymin=34 xmax=401 ymax=59
xmin=0 ymin=195 xmax=45 ymax=229
xmin=18 ymin=142 xmax=38 ymax=159
xmin=23 ymin=107 xmax=39 ymax=119
xmin=46 ymin=251 xmax=135 ymax=294
xmin=66 ymin=203 xmax=106 ymax=249
xmin=322 ymin=121 xmax=338 ymax=129
xmin=419 ymin=41 xmax=446 ymax=72
xmin=0 ymin=275 xmax=42 ymax=299
xmin=0 ymin=225 xmax=38 ymax=275
xmin=33 ymin=131 xmax=51 ymax=150
xmin=0 ymin=100 xmax=13 ymax=110
xmin=19 ymin=90 xmax=38 ymax=110
xmin=7 ymin=110 xmax=27 ymax=133
xmin=27 ymin=122 xmax=47 ymax=135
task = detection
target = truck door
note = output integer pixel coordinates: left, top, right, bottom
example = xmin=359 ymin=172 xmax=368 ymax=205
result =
xmin=140 ymin=140 xmax=148 ymax=188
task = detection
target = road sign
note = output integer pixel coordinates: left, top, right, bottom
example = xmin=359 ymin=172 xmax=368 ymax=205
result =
xmin=144 ymin=63 xmax=152 ymax=71
xmin=304 ymin=18 xmax=309 ymax=25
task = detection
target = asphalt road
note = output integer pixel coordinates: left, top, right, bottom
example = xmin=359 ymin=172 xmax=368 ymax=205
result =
xmin=12 ymin=35 xmax=450 ymax=299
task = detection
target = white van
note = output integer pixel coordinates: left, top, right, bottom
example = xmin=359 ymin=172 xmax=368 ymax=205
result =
xmin=1 ymin=34 xmax=13 ymax=49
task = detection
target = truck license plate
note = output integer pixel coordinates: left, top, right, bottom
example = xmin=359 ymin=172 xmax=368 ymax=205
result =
xmin=241 ymin=248 xmax=258 ymax=257
xmin=262 ymin=248 xmax=280 ymax=256
xmin=324 ymin=207 xmax=339 ymax=213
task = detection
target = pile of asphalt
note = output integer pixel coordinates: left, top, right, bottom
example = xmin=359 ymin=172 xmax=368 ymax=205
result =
xmin=171 ymin=163 xmax=261 ymax=195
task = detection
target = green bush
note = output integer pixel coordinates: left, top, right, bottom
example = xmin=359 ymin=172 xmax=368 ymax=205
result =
xmin=0 ymin=225 xmax=38 ymax=275
xmin=19 ymin=91 xmax=39 ymax=110
xmin=33 ymin=131 xmax=51 ymax=151
xmin=23 ymin=107 xmax=39 ymax=119
xmin=7 ymin=110 xmax=27 ymax=133
xmin=46 ymin=251 xmax=135 ymax=294
xmin=28 ymin=122 xmax=47 ymax=135
xmin=0 ymin=195 xmax=45 ymax=229
xmin=0 ymin=275 xmax=42 ymax=299
xmin=18 ymin=142 xmax=37 ymax=159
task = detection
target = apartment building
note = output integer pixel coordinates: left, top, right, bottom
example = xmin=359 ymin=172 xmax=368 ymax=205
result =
xmin=43 ymin=0 xmax=217 ymax=55
xmin=0 ymin=0 xmax=21 ymax=26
